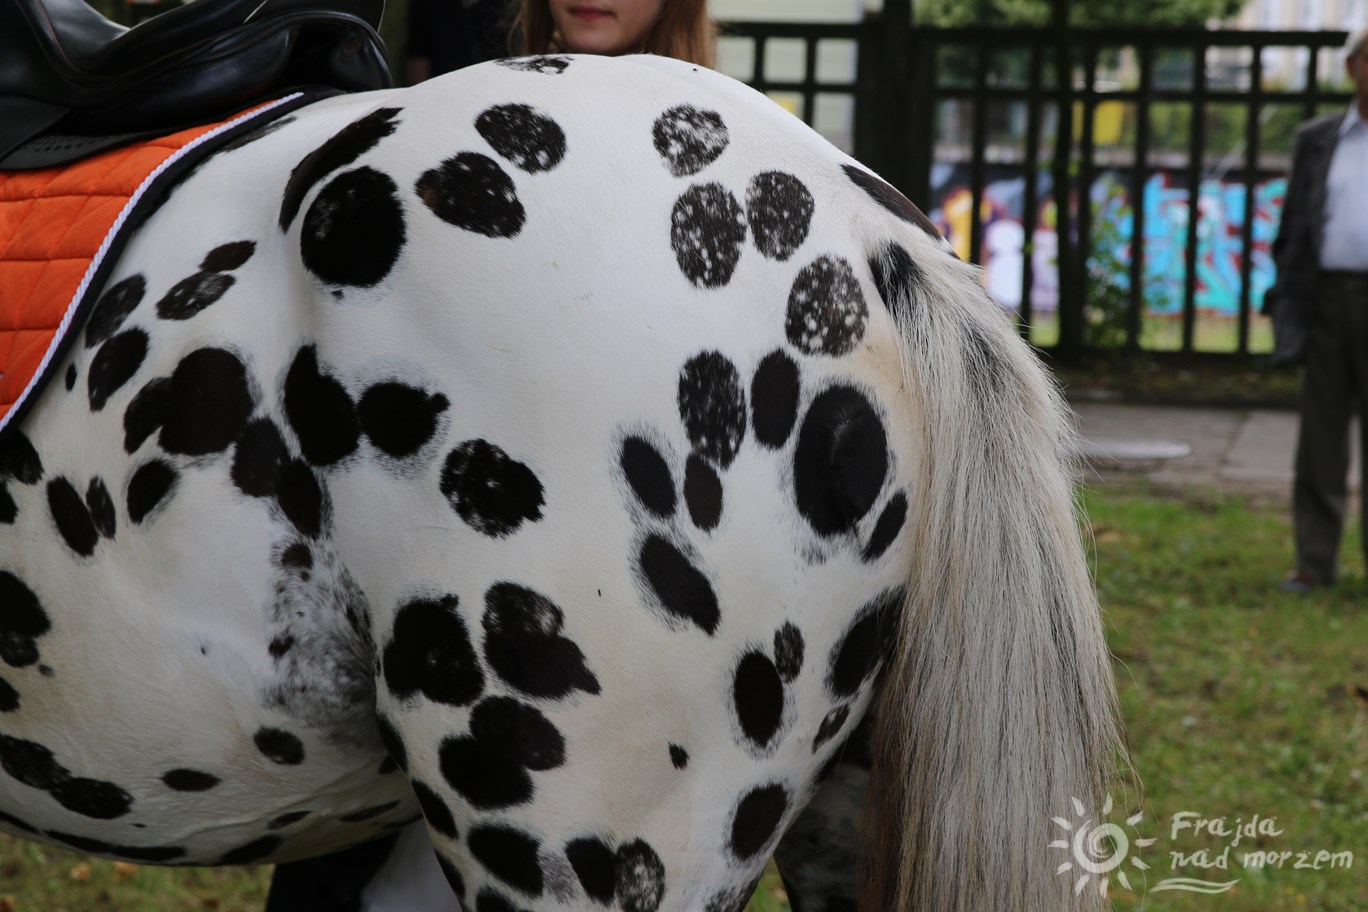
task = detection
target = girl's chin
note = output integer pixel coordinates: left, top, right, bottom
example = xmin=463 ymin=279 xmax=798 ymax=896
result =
xmin=563 ymin=35 xmax=631 ymax=55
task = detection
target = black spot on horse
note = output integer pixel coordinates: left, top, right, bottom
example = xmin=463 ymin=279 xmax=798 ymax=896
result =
xmin=469 ymin=823 xmax=543 ymax=897
xmin=268 ymin=635 xmax=294 ymax=658
xmin=47 ymin=477 xmax=97 ymax=556
xmin=280 ymin=542 xmax=312 ymax=570
xmin=827 ymin=589 xmax=902 ymax=698
xmin=0 ymin=740 xmax=131 ymax=819
xmin=439 ymin=697 xmax=564 ymax=810
xmin=439 ymin=439 xmax=544 ymax=537
xmin=668 ymin=744 xmax=689 ymax=769
xmin=437 ymin=856 xmax=468 ymax=900
xmin=842 ymin=164 xmax=943 ymax=241
xmin=0 ymin=734 xmax=63 ymax=790
xmin=734 ymin=651 xmax=783 ymax=748
xmin=253 ymin=728 xmax=305 ymax=765
xmin=84 ymin=275 xmax=145 ymax=348
xmin=413 ymin=780 xmax=458 ymax=838
xmin=267 ymin=810 xmax=311 ymax=830
xmin=773 ymin=623 xmax=804 ymax=682
xmin=868 ymin=242 xmax=923 ymax=323
xmin=566 ymin=836 xmax=616 ymax=904
xmin=220 ymin=835 xmax=281 ymax=864
xmin=813 ymin=705 xmax=849 ymax=751
xmin=483 ymin=582 xmax=600 ymax=699
xmin=793 ymin=386 xmax=887 ymax=537
xmin=200 ymin=241 xmax=256 ymax=272
xmin=285 ymin=345 xmax=359 ymax=466
xmin=123 ymin=377 xmax=169 ymax=453
xmin=84 ymin=478 xmax=115 ymax=539
xmin=375 ymin=714 xmax=407 ymax=773
xmin=467 ymin=701 xmax=565 ymax=776
xmin=638 ymin=534 xmax=719 ymax=635
xmin=232 ymin=419 xmax=291 ymax=498
xmin=652 ymin=105 xmax=729 ymax=177
xmin=498 ymin=55 xmax=570 ymax=73
xmin=127 ymin=459 xmax=178 ymax=524
xmin=746 ymin=172 xmax=813 ymax=261
xmin=0 ymin=677 xmax=18 ymax=712
xmin=615 ymin=839 xmax=666 ymax=912
xmin=155 ymin=272 xmax=235 ymax=321
xmin=358 ymin=382 xmax=448 ymax=458
xmin=64 ymin=364 xmax=76 ymax=391
xmin=87 ymin=329 xmax=148 ymax=412
xmin=620 ymin=437 xmax=675 ymax=518
xmin=159 ymin=348 xmax=253 ymax=456
xmin=301 ymin=166 xmax=407 ymax=288
xmin=750 ymin=351 xmax=800 ymax=449
xmin=47 ymin=831 xmax=186 ymax=862
xmin=683 ymin=454 xmax=722 ymax=531
xmin=275 ymin=459 xmax=324 ymax=538
xmin=383 ymin=594 xmax=483 ymax=706
xmin=161 ymin=769 xmax=220 ymax=792
xmin=670 ymin=183 xmax=745 ymax=289
xmin=0 ymin=808 xmax=38 ymax=834
xmin=0 ymin=431 xmax=41 ymax=484
xmin=476 ymin=889 xmax=528 ymax=912
xmin=0 ymin=571 xmax=50 ymax=669
xmin=678 ymin=352 xmax=746 ymax=467
xmin=862 ymin=491 xmax=908 ymax=562
xmin=476 ymin=104 xmax=567 ymax=173
xmin=417 ymin=153 xmax=525 ymax=239
xmin=280 ymin=107 xmax=402 ymax=231
xmin=232 ymin=421 xmax=324 ymax=536
xmin=728 ymin=783 xmax=789 ymax=861
xmin=0 ymin=485 xmax=13 ymax=525
xmin=341 ymin=801 xmax=398 ymax=822
xmin=785 ymin=256 xmax=868 ymax=357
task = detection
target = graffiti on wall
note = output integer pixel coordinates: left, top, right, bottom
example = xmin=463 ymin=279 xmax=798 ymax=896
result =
xmin=928 ymin=166 xmax=1287 ymax=316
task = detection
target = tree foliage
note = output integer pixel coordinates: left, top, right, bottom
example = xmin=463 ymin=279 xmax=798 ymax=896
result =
xmin=915 ymin=0 xmax=1249 ymax=27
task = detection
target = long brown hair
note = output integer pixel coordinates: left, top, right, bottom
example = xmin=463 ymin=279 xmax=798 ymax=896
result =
xmin=517 ymin=0 xmax=716 ymax=68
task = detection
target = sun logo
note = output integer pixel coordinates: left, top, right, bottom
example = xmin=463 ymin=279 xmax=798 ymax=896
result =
xmin=1050 ymin=794 xmax=1156 ymax=898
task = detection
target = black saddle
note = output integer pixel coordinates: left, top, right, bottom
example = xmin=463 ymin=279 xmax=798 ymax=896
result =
xmin=0 ymin=0 xmax=393 ymax=167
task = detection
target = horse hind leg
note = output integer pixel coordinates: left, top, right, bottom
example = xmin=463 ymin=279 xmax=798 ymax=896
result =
xmin=771 ymin=717 xmax=872 ymax=912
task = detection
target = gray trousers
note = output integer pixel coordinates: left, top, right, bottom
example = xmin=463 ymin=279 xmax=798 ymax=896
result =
xmin=1293 ymin=271 xmax=1368 ymax=583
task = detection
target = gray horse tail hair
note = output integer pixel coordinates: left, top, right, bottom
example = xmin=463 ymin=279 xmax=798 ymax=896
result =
xmin=860 ymin=237 xmax=1126 ymax=912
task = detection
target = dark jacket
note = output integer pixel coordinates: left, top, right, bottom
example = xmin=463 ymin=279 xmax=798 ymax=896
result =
xmin=1266 ymin=112 xmax=1342 ymax=365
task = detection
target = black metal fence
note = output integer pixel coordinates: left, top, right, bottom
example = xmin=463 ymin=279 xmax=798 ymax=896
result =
xmin=720 ymin=20 xmax=1354 ymax=360
xmin=94 ymin=0 xmax=1352 ymax=360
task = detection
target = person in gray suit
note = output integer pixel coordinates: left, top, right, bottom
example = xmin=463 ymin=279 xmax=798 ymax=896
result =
xmin=1267 ymin=27 xmax=1368 ymax=591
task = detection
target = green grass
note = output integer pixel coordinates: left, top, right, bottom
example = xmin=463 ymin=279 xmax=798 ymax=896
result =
xmin=1030 ymin=311 xmax=1276 ymax=354
xmin=2 ymin=486 xmax=1364 ymax=911
xmin=1089 ymin=484 xmax=1367 ymax=912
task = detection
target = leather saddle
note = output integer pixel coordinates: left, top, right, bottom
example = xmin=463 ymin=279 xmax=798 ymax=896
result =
xmin=0 ymin=0 xmax=393 ymax=168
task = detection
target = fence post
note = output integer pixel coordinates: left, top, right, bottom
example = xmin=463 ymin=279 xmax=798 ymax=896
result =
xmin=1051 ymin=0 xmax=1083 ymax=361
xmin=873 ymin=0 xmax=917 ymax=201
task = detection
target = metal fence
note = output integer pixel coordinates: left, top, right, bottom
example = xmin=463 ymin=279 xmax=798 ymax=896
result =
xmin=719 ymin=20 xmax=1354 ymax=360
xmin=96 ymin=1 xmax=1353 ymax=359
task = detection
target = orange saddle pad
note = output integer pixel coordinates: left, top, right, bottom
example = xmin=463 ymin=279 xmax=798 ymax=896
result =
xmin=0 ymin=94 xmax=312 ymax=443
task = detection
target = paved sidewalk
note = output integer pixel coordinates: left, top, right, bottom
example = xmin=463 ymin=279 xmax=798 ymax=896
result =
xmin=1069 ymin=401 xmax=1360 ymax=501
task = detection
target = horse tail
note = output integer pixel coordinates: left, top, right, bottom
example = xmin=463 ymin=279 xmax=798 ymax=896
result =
xmin=859 ymin=238 xmax=1125 ymax=912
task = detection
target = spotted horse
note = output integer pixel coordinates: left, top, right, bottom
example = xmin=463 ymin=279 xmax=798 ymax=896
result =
xmin=0 ymin=53 xmax=1125 ymax=912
